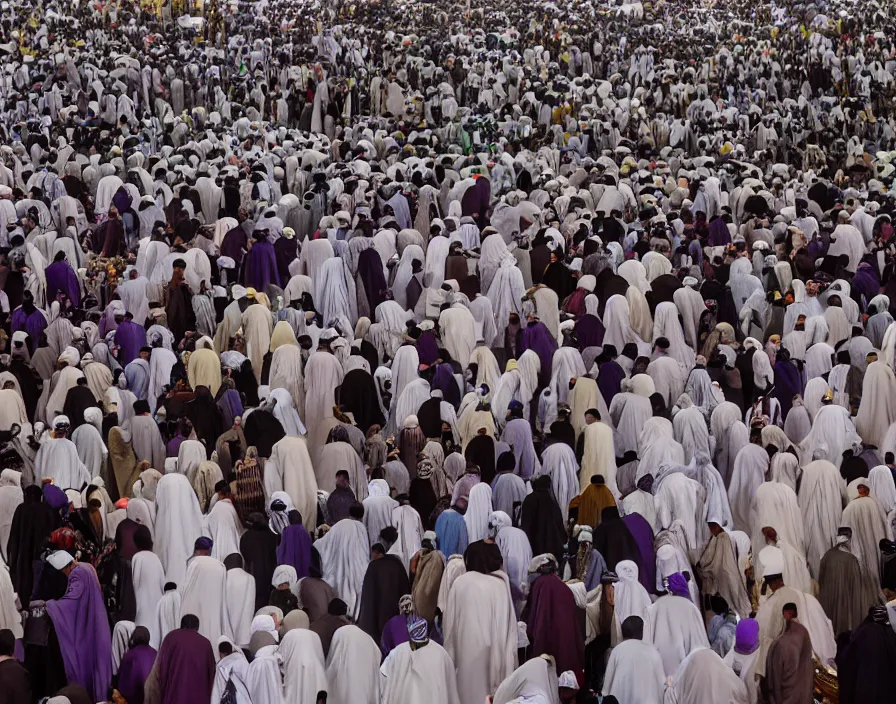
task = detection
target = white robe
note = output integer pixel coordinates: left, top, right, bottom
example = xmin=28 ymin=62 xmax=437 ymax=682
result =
xmin=179 ymin=555 xmax=227 ymax=645
xmin=379 ymin=640 xmax=460 ymax=704
xmin=33 ymin=437 xmax=90 ymax=490
xmin=313 ymin=518 xmax=370 ymax=619
xmin=602 ymin=638 xmax=666 ymax=704
xmin=280 ymin=629 xmax=329 ymax=704
xmin=154 ymin=473 xmax=205 ymax=587
xmin=644 ymin=594 xmax=710 ymax=676
xmin=224 ymin=566 xmax=256 ymax=647
xmin=204 ymin=499 xmax=244 ymax=562
xmin=665 ymin=647 xmax=749 ymax=704
xmin=444 ymin=570 xmax=517 ymax=704
xmin=265 ymin=435 xmax=319 ymax=532
xmin=325 ymin=625 xmax=382 ymax=704
xmin=132 ymin=550 xmax=166 ymax=648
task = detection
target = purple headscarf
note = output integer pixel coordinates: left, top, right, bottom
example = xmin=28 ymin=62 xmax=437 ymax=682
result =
xmin=734 ymin=618 xmax=760 ymax=654
xmin=43 ymin=484 xmax=70 ymax=513
xmin=666 ymin=572 xmax=691 ymax=600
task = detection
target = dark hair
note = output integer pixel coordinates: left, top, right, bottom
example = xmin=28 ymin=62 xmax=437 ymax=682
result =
xmin=219 ymin=641 xmax=234 ymax=656
xmin=180 ymin=614 xmax=200 ymax=630
xmin=620 ymin=615 xmax=644 ymax=640
xmin=134 ymin=525 xmax=153 ymax=552
xmin=584 ymin=408 xmax=601 ymax=419
xmin=348 ymin=502 xmax=365 ymax=520
xmin=0 ymin=629 xmax=15 ymax=656
xmin=379 ymin=525 xmax=398 ymax=544
xmin=710 ymin=595 xmax=729 ymax=615
xmin=782 ymin=602 xmax=798 ymax=616
xmin=130 ymin=626 xmax=151 ymax=648
xmin=371 ymin=543 xmax=386 ymax=556
xmin=335 ymin=469 xmax=350 ymax=480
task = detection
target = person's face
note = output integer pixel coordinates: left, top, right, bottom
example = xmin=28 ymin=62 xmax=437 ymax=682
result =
xmin=858 ymin=485 xmax=870 ymax=497
xmin=708 ymin=522 xmax=723 ymax=537
xmin=783 ymin=608 xmax=796 ymax=623
xmin=762 ymin=527 xmax=778 ymax=544
xmin=335 ymin=475 xmax=348 ymax=489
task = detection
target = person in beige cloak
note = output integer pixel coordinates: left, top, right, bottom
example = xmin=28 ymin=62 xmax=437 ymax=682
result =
xmin=187 ymin=336 xmax=223 ymax=396
xmin=264 ymin=435 xmax=319 ymax=532
xmin=240 ymin=291 xmax=273 ymax=382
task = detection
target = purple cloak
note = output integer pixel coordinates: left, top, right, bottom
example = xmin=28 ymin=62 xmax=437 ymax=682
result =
xmin=575 ymin=314 xmax=605 ymax=350
xmin=114 ymin=319 xmax=148 ymax=366
xmin=45 ymin=260 xmax=82 ymax=306
xmin=217 ymin=389 xmax=243 ymax=430
xmin=708 ymin=218 xmax=731 ymax=247
xmin=774 ymin=359 xmax=804 ymax=420
xmin=524 ymin=573 xmax=585 ymax=675
xmin=519 ymin=320 xmax=558 ymax=387
xmin=243 ymin=239 xmax=280 ymax=290
xmin=221 ymin=226 xmax=248 ymax=264
xmin=45 ymin=563 xmax=112 ymax=702
xmin=155 ymin=629 xmax=216 ymax=704
xmin=597 ymin=360 xmax=626 ymax=406
xmin=276 ymin=523 xmax=312 ymax=579
xmin=415 ymin=331 xmax=440 ymax=366
xmin=380 ymin=614 xmax=410 ymax=656
xmin=118 ymin=644 xmax=157 ymax=704
xmin=432 ymin=363 xmax=460 ymax=409
xmin=11 ymin=306 xmax=47 ymax=353
xmin=622 ymin=512 xmax=656 ymax=594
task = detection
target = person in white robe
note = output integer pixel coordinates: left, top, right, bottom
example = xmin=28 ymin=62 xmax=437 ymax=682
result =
xmin=264 ymin=435 xmax=319 ymax=532
xmin=490 ymin=652 xmax=559 ymax=704
xmin=797 ymin=460 xmax=845 ymax=578
xmin=179 ymin=554 xmax=227 ymax=645
xmin=855 ymin=361 xmax=896 ymax=449
xmin=154 ymin=473 xmax=205 ymax=587
xmin=280 ymin=629 xmax=329 ymax=704
xmin=536 ymin=442 xmax=579 ymax=524
xmin=665 ymin=647 xmax=749 ymax=704
xmin=644 ymin=589 xmax=710 ymax=676
xmin=728 ymin=443 xmax=769 ymax=532
xmin=799 ymin=400 xmax=861 ymax=468
xmin=464 ymin=482 xmax=494 ymax=543
xmin=379 ymin=617 xmax=460 ymax=704
xmin=389 ymin=502 xmax=423 ymax=569
xmin=33 ymin=416 xmax=91 ymax=489
xmin=444 ymin=569 xmax=517 ymax=704
xmin=211 ymin=637 xmax=251 ymax=704
xmin=753 ymin=546 xmax=837 ymax=678
xmin=204 ymin=493 xmax=244 ymax=561
xmin=245 ymin=648 xmax=285 ymax=704
xmin=749 ymin=482 xmax=808 ymax=584
xmin=223 ymin=555 xmax=256 ymax=647
xmin=602 ymin=616 xmax=665 ymax=704
xmin=313 ymin=515 xmax=370 ymax=619
xmin=304 ymin=349 xmax=345 ymax=457
xmin=132 ymin=540 xmax=166 ymax=648
xmin=579 ymin=419 xmax=617 ymax=494
xmin=363 ymin=479 xmax=399 ymax=547
xmin=841 ymin=492 xmax=888 ymax=584
xmin=325 ymin=624 xmax=382 ymax=704
xmin=317 ymin=437 xmax=368 ymax=500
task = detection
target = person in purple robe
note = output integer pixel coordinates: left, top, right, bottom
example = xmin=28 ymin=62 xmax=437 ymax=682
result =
xmin=622 ymin=511 xmax=656 ymax=594
xmin=357 ymin=247 xmax=389 ymax=313
xmin=575 ymin=314 xmax=605 ymax=350
xmin=152 ymin=614 xmax=216 ymax=704
xmin=44 ymin=251 xmax=81 ymax=307
xmin=519 ymin=315 xmax=558 ymax=387
xmin=707 ymin=217 xmax=731 ymax=247
xmin=522 ymin=555 xmax=585 ymax=676
xmin=220 ymin=224 xmax=249 ymax=265
xmin=45 ymin=553 xmax=112 ymax=702
xmin=431 ymin=363 xmax=460 ymax=409
xmin=114 ymin=312 xmax=148 ymax=366
xmin=773 ymin=348 xmax=804 ymax=420
xmin=10 ymin=291 xmax=47 ymax=354
xmin=242 ymin=230 xmax=280 ymax=291
xmin=276 ymin=509 xmax=312 ymax=579
xmin=415 ymin=329 xmax=440 ymax=366
xmin=117 ymin=626 xmax=156 ymax=704
xmin=461 ymin=175 xmax=491 ymax=230
xmin=596 ymin=346 xmax=626 ymax=406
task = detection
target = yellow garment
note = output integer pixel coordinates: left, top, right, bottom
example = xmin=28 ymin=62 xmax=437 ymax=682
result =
xmin=270 ymin=320 xmax=298 ymax=352
xmin=577 ymin=483 xmax=617 ymax=528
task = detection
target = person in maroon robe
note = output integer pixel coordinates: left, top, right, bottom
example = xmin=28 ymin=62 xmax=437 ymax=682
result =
xmin=164 ymin=259 xmax=194 ymax=344
xmin=147 ymin=614 xmax=215 ymax=704
xmin=522 ymin=554 xmax=585 ymax=677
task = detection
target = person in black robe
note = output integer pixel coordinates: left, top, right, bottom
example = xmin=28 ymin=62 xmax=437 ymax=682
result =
xmin=7 ymin=485 xmax=61 ymax=606
xmin=646 ymin=273 xmax=683 ymax=314
xmin=591 ymin=506 xmax=642 ymax=574
xmin=464 ymin=538 xmax=503 ymax=574
xmin=273 ymin=230 xmax=299 ymax=286
xmin=593 ymin=268 xmax=629 ymax=316
xmin=520 ymin=475 xmax=567 ymax=564
xmin=338 ymin=368 xmax=386 ymax=434
xmin=357 ymin=542 xmax=412 ymax=643
xmin=164 ymin=259 xmax=195 ymax=344
xmin=548 ymin=407 xmax=576 ymax=451
xmin=242 ymin=408 xmax=285 ymax=458
xmin=8 ymin=354 xmax=40 ymax=422
xmin=416 ymin=394 xmax=443 ymax=439
xmin=542 ymin=251 xmax=575 ymax=302
xmin=326 ymin=472 xmax=357 ymax=524
xmin=465 ymin=432 xmax=496 ymax=484
xmin=184 ymin=385 xmax=225 ymax=458
xmin=357 ymin=247 xmax=389 ymax=314
xmin=62 ymin=377 xmax=98 ymax=431
xmin=239 ymin=513 xmax=280 ymax=611
xmin=835 ymin=606 xmax=896 ymax=704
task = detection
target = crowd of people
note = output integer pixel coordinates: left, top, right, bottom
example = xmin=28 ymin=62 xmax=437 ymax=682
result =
xmin=0 ymin=0 xmax=896 ymax=701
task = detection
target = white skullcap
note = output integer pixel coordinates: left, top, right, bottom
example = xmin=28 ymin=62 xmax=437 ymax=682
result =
xmin=217 ymin=256 xmax=236 ymax=269
xmin=577 ymin=274 xmax=596 ymax=292
xmin=559 ymin=671 xmax=580 ymax=690
xmin=53 ymin=415 xmax=70 ymax=428
xmin=231 ymin=285 xmax=248 ymax=299
xmin=682 ymin=276 xmax=698 ymax=287
xmin=569 ymin=257 xmax=583 ymax=272
xmin=573 ymin=524 xmax=593 ymax=543
xmin=759 ymin=546 xmax=785 ymax=577
xmin=47 ymin=550 xmax=74 ymax=571
xmin=250 ymin=614 xmax=279 ymax=642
